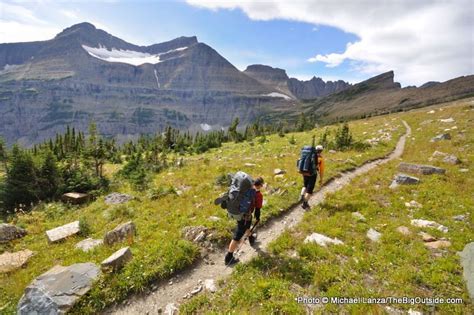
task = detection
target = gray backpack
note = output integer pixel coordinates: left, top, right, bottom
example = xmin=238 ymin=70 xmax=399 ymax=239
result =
xmin=214 ymin=171 xmax=254 ymax=216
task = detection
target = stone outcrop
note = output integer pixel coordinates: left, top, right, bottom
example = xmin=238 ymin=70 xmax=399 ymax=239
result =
xmin=431 ymin=133 xmax=451 ymax=142
xmin=61 ymin=192 xmax=90 ymax=204
xmin=411 ymin=219 xmax=448 ymax=233
xmin=0 ymin=223 xmax=27 ymax=243
xmin=0 ymin=250 xmax=34 ymax=273
xmin=45 ymin=221 xmax=80 ymax=243
xmin=75 ymin=238 xmax=103 ymax=252
xmin=398 ymin=163 xmax=446 ymax=175
xmin=104 ymin=221 xmax=136 ymax=246
xmin=389 ymin=174 xmax=420 ymax=188
xmin=17 ymin=263 xmax=100 ymax=314
xmin=104 ymin=193 xmax=134 ymax=205
xmin=459 ymin=242 xmax=474 ymax=301
xmin=101 ymin=247 xmax=132 ymax=271
xmin=367 ymin=228 xmax=382 ymax=242
xmin=443 ymin=155 xmax=461 ymax=165
xmin=304 ymin=233 xmax=344 ymax=247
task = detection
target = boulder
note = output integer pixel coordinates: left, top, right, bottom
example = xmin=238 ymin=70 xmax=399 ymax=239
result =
xmin=453 ymin=214 xmax=467 ymax=221
xmin=405 ymin=200 xmax=422 ymax=208
xmin=61 ymin=192 xmax=90 ymax=205
xmin=430 ymin=133 xmax=451 ymax=142
xmin=411 ymin=219 xmax=448 ymax=233
xmin=439 ymin=117 xmax=455 ymax=123
xmin=390 ymin=174 xmax=420 ymax=189
xmin=418 ymin=232 xmax=436 ymax=242
xmin=432 ymin=151 xmax=447 ymax=158
xmin=425 ymin=240 xmax=451 ymax=249
xmin=443 ymin=155 xmax=461 ymax=165
xmin=104 ymin=221 xmax=136 ymax=246
xmin=398 ymin=163 xmax=446 ymax=175
xmin=367 ymin=228 xmax=382 ymax=242
xmin=0 ymin=223 xmax=27 ymax=243
xmin=75 ymin=238 xmax=103 ymax=252
xmin=165 ymin=303 xmax=179 ymax=315
xmin=46 ymin=221 xmax=80 ymax=243
xmin=304 ymin=233 xmax=344 ymax=247
xmin=101 ymin=247 xmax=132 ymax=271
xmin=274 ymin=168 xmax=286 ymax=175
xmin=17 ymin=263 xmax=100 ymax=314
xmin=396 ymin=226 xmax=411 ymax=236
xmin=459 ymin=242 xmax=474 ymax=301
xmin=0 ymin=250 xmax=34 ymax=273
xmin=104 ymin=193 xmax=133 ymax=205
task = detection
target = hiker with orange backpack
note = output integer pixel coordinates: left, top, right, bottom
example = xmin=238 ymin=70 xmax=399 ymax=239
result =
xmin=297 ymin=139 xmax=324 ymax=209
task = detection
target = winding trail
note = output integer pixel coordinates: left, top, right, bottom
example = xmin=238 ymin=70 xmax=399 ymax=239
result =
xmin=106 ymin=121 xmax=411 ymax=314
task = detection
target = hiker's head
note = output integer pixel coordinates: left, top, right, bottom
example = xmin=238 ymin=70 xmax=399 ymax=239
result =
xmin=315 ymin=145 xmax=323 ymax=154
xmin=254 ymin=177 xmax=264 ymax=189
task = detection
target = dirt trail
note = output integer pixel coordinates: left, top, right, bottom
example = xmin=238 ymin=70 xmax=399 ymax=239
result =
xmin=106 ymin=121 xmax=411 ymax=314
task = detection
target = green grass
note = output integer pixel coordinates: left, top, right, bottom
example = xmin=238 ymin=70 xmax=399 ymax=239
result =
xmin=0 ymin=103 xmax=423 ymax=314
xmin=181 ymin=98 xmax=473 ymax=314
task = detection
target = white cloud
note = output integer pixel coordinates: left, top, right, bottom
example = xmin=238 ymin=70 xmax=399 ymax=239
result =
xmin=187 ymin=0 xmax=474 ymax=86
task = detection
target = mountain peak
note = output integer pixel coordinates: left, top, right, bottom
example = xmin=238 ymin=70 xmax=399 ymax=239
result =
xmin=56 ymin=22 xmax=97 ymax=37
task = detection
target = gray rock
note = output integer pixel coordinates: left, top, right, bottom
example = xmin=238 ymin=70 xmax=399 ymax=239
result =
xmin=204 ymin=279 xmax=217 ymax=293
xmin=453 ymin=214 xmax=467 ymax=221
xmin=459 ymin=168 xmax=469 ymax=173
xmin=0 ymin=249 xmax=34 ymax=273
xmin=411 ymin=219 xmax=448 ymax=233
xmin=459 ymin=242 xmax=474 ymax=301
xmin=304 ymin=233 xmax=344 ymax=247
xmin=352 ymin=212 xmax=366 ymax=222
xmin=104 ymin=221 xmax=136 ymax=246
xmin=430 ymin=133 xmax=451 ymax=142
xmin=182 ymin=226 xmax=208 ymax=244
xmin=75 ymin=238 xmax=103 ymax=252
xmin=443 ymin=155 xmax=461 ymax=165
xmin=390 ymin=174 xmax=420 ymax=188
xmin=61 ymin=192 xmax=90 ymax=204
xmin=101 ymin=247 xmax=132 ymax=271
xmin=208 ymin=216 xmax=221 ymax=222
xmin=46 ymin=221 xmax=80 ymax=243
xmin=367 ymin=228 xmax=382 ymax=242
xmin=165 ymin=303 xmax=179 ymax=315
xmin=274 ymin=168 xmax=286 ymax=175
xmin=396 ymin=226 xmax=411 ymax=236
xmin=0 ymin=223 xmax=27 ymax=243
xmin=398 ymin=163 xmax=446 ymax=175
xmin=432 ymin=151 xmax=447 ymax=158
xmin=104 ymin=193 xmax=134 ymax=205
xmin=17 ymin=263 xmax=100 ymax=314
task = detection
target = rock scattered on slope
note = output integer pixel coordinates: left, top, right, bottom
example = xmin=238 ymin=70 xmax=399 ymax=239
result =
xmin=104 ymin=221 xmax=136 ymax=246
xmin=430 ymin=133 xmax=451 ymax=142
xmin=101 ymin=247 xmax=132 ymax=271
xmin=439 ymin=117 xmax=455 ymax=123
xmin=182 ymin=226 xmax=208 ymax=244
xmin=398 ymin=162 xmax=446 ymax=175
xmin=432 ymin=151 xmax=447 ymax=158
xmin=0 ymin=250 xmax=34 ymax=273
xmin=304 ymin=233 xmax=344 ymax=247
xmin=0 ymin=223 xmax=27 ymax=243
xmin=411 ymin=219 xmax=448 ymax=233
xmin=165 ymin=303 xmax=179 ymax=315
xmin=352 ymin=212 xmax=366 ymax=222
xmin=390 ymin=174 xmax=420 ymax=189
xmin=274 ymin=169 xmax=286 ymax=175
xmin=396 ymin=226 xmax=411 ymax=236
xmin=425 ymin=240 xmax=451 ymax=249
xmin=418 ymin=232 xmax=436 ymax=242
xmin=405 ymin=200 xmax=422 ymax=209
xmin=105 ymin=193 xmax=134 ymax=205
xmin=45 ymin=221 xmax=80 ymax=243
xmin=17 ymin=263 xmax=100 ymax=314
xmin=367 ymin=228 xmax=382 ymax=242
xmin=459 ymin=242 xmax=474 ymax=301
xmin=443 ymin=155 xmax=461 ymax=165
xmin=453 ymin=214 xmax=467 ymax=221
xmin=75 ymin=238 xmax=103 ymax=252
xmin=204 ymin=279 xmax=217 ymax=293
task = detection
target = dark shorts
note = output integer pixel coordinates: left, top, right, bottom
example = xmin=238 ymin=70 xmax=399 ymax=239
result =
xmin=303 ymin=174 xmax=317 ymax=194
xmin=233 ymin=216 xmax=252 ymax=241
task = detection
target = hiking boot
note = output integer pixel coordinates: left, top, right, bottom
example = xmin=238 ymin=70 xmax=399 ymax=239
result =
xmin=299 ymin=195 xmax=305 ymax=203
xmin=302 ymin=201 xmax=310 ymax=210
xmin=249 ymin=234 xmax=257 ymax=246
xmin=224 ymin=252 xmax=234 ymax=265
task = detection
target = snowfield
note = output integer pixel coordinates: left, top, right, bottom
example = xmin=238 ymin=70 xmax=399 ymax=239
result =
xmin=265 ymin=92 xmax=293 ymax=100
xmin=200 ymin=123 xmax=212 ymax=131
xmin=82 ymin=45 xmax=187 ymax=66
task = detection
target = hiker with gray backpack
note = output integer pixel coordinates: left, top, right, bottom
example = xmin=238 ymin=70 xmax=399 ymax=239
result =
xmin=297 ymin=137 xmax=325 ymax=209
xmin=214 ymin=172 xmax=264 ymax=265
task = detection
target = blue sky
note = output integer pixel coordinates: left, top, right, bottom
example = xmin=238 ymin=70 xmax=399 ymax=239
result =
xmin=1 ymin=0 xmax=472 ymax=86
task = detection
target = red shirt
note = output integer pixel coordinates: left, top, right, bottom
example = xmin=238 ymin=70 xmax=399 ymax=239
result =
xmin=255 ymin=190 xmax=263 ymax=209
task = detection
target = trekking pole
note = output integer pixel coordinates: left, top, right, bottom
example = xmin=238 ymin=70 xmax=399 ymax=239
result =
xmin=225 ymin=220 xmax=260 ymax=267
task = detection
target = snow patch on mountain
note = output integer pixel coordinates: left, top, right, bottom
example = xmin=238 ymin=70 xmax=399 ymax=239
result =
xmin=264 ymin=92 xmax=293 ymax=100
xmin=200 ymin=123 xmax=212 ymax=131
xmin=82 ymin=45 xmax=188 ymax=66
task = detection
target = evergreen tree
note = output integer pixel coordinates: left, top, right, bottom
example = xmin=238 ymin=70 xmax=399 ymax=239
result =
xmin=0 ymin=137 xmax=7 ymax=172
xmin=38 ymin=150 xmax=61 ymax=200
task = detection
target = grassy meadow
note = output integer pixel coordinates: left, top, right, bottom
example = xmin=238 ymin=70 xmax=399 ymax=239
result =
xmin=181 ymin=98 xmax=474 ymax=314
xmin=2 ymin=99 xmax=450 ymax=314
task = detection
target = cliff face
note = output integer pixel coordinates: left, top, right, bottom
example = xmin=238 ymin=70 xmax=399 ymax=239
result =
xmin=0 ymin=23 xmax=282 ymax=145
xmin=244 ymin=64 xmax=351 ymax=100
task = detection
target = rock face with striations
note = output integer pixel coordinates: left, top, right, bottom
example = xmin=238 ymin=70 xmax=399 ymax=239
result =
xmin=101 ymin=247 xmax=132 ymax=271
xmin=0 ymin=250 xmax=34 ymax=273
xmin=104 ymin=221 xmax=136 ymax=246
xmin=0 ymin=223 xmax=27 ymax=243
xmin=459 ymin=242 xmax=474 ymax=301
xmin=17 ymin=263 xmax=100 ymax=314
xmin=45 ymin=221 xmax=81 ymax=243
